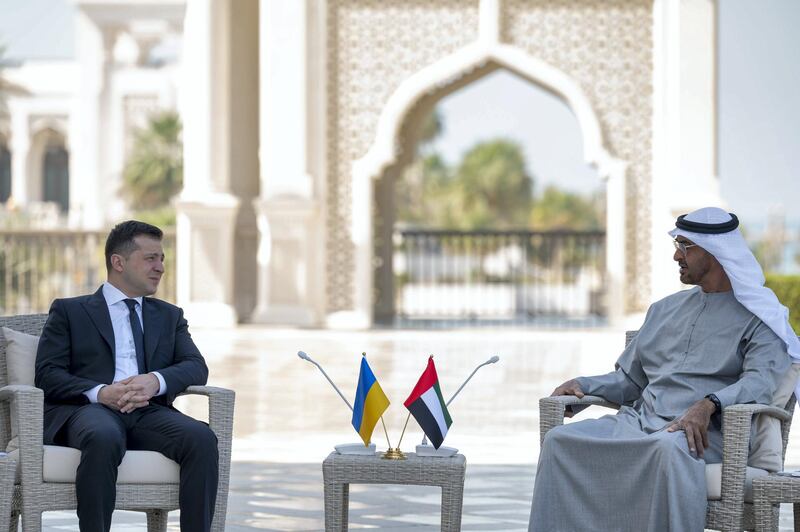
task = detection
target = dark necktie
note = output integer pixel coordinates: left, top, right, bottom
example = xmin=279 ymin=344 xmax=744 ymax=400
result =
xmin=123 ymin=298 xmax=146 ymax=373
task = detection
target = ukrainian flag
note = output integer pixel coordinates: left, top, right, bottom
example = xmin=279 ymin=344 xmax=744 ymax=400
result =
xmin=351 ymin=356 xmax=390 ymax=446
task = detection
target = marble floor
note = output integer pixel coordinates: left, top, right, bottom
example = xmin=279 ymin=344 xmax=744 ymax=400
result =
xmin=31 ymin=325 xmax=800 ymax=530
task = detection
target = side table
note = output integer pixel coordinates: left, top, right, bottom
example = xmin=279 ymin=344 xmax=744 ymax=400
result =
xmin=753 ymin=473 xmax=800 ymax=531
xmin=0 ymin=453 xmax=16 ymax=528
xmin=322 ymin=451 xmax=466 ymax=531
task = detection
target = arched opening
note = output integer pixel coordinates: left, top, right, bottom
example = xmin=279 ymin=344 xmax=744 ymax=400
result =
xmin=27 ymin=128 xmax=70 ymax=214
xmin=0 ymin=133 xmax=10 ymax=203
xmin=373 ymin=66 xmax=606 ymax=326
xmin=43 ymin=144 xmax=70 ymax=213
xmin=351 ymin=43 xmax=627 ymax=328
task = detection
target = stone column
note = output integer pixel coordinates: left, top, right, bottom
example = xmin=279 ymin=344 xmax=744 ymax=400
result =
xmin=251 ymin=0 xmax=325 ymax=326
xmin=71 ymin=11 xmax=116 ymax=229
xmin=228 ymin=0 xmax=260 ymax=322
xmin=9 ymin=108 xmax=29 ymax=205
xmin=651 ymin=0 xmax=721 ymax=301
xmin=176 ymin=0 xmax=240 ymax=326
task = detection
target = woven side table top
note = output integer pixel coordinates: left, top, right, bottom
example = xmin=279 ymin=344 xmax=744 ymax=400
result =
xmin=322 ymin=451 xmax=467 ymax=531
xmin=753 ymin=473 xmax=800 ymax=532
xmin=323 ymin=451 xmax=466 ymax=485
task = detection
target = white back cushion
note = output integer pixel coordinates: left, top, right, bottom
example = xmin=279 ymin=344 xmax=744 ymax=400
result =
xmin=1 ymin=327 xmax=39 ymax=452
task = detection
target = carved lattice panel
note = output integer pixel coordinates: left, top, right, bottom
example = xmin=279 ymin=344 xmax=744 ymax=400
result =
xmin=326 ymin=0 xmax=480 ymax=312
xmin=504 ymin=0 xmax=653 ymax=310
xmin=325 ymin=0 xmax=654 ymax=314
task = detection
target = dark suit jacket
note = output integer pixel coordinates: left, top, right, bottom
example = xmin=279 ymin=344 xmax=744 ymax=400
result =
xmin=34 ymin=286 xmax=209 ymax=444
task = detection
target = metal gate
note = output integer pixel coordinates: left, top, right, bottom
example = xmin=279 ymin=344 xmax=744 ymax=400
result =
xmin=390 ymin=229 xmax=606 ymax=327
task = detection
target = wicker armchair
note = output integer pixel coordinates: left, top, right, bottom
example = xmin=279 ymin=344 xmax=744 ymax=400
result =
xmin=538 ymin=330 xmax=796 ymax=532
xmin=0 ymin=314 xmax=235 ymax=532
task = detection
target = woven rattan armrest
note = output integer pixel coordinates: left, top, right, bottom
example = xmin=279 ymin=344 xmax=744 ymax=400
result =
xmin=0 ymin=385 xmax=45 ymax=484
xmin=717 ymin=403 xmax=793 ymax=503
xmin=0 ymin=385 xmax=45 ymax=446
xmin=179 ymin=385 xmax=235 ymax=437
xmin=722 ymin=403 xmax=792 ymax=423
xmin=538 ymin=395 xmax=620 ymax=445
xmin=0 ymin=384 xmax=42 ymax=405
xmin=180 ymin=384 xmax=235 ymax=400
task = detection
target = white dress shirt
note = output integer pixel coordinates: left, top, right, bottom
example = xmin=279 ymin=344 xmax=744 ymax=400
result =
xmin=83 ymin=282 xmax=167 ymax=403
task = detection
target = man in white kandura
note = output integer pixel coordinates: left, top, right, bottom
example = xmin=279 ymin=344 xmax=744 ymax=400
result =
xmin=528 ymin=207 xmax=800 ymax=532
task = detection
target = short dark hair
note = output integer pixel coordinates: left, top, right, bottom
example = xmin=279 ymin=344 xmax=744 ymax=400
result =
xmin=105 ymin=220 xmax=163 ymax=271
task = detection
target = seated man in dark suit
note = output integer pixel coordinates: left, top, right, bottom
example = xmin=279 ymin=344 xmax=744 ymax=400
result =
xmin=35 ymin=220 xmax=218 ymax=532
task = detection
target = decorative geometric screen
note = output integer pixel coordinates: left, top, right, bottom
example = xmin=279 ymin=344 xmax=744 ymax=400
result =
xmin=325 ymin=0 xmax=653 ymax=313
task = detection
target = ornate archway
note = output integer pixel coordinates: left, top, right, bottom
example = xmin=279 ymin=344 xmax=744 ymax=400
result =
xmin=26 ymin=122 xmax=70 ymax=212
xmin=319 ymin=0 xmax=656 ymax=329
xmin=348 ymin=42 xmax=627 ymax=327
xmin=251 ymin=0 xmax=719 ymax=328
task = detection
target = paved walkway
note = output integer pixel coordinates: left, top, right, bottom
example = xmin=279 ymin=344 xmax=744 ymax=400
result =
xmin=41 ymin=462 xmax=535 ymax=530
xmin=33 ymin=325 xmax=800 ymax=530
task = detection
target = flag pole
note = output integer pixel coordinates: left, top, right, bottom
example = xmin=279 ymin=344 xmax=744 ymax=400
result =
xmin=380 ymin=415 xmax=406 ymax=460
xmin=380 ymin=416 xmax=392 ymax=448
xmin=396 ymin=412 xmax=411 ymax=449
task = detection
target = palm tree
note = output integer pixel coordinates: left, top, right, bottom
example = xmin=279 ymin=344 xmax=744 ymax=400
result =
xmin=123 ymin=111 xmax=183 ymax=212
xmin=0 ymin=45 xmax=8 ymax=119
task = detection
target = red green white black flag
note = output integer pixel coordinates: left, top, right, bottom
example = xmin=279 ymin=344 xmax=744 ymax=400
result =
xmin=403 ymin=356 xmax=453 ymax=449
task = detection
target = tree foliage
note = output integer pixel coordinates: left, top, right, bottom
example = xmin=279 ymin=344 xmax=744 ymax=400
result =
xmin=449 ymin=139 xmax=533 ymax=229
xmin=396 ymin=153 xmax=448 ymax=225
xmin=753 ymin=234 xmax=786 ymax=273
xmin=396 ymin=109 xmax=604 ymax=232
xmin=399 ymin=139 xmax=533 ymax=230
xmin=417 ymin=110 xmax=442 ymax=149
xmin=529 ymin=185 xmax=604 ymax=230
xmin=123 ymin=111 xmax=183 ymax=210
xmin=0 ymin=46 xmax=8 ymax=122
xmin=765 ymin=274 xmax=800 ymax=333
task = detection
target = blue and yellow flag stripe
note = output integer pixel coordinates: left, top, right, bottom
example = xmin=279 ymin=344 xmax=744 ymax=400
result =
xmin=351 ymin=356 xmax=390 ymax=446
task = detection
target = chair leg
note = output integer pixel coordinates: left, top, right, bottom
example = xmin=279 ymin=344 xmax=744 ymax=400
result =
xmin=210 ymin=485 xmax=229 ymax=532
xmin=20 ymin=508 xmax=41 ymax=532
xmin=8 ymin=510 xmax=19 ymax=532
xmin=210 ymin=510 xmax=226 ymax=532
xmin=146 ymin=509 xmax=169 ymax=532
xmin=794 ymin=502 xmax=800 ymax=532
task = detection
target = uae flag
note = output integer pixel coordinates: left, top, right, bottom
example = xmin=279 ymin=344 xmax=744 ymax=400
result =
xmin=403 ymin=356 xmax=452 ymax=449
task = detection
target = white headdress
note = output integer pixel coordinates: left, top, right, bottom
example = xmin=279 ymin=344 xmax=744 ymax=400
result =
xmin=668 ymin=207 xmax=800 ymax=378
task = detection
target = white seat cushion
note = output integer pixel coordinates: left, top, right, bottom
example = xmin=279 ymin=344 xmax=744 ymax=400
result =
xmin=705 ymin=463 xmax=769 ymax=503
xmin=9 ymin=445 xmax=179 ymax=483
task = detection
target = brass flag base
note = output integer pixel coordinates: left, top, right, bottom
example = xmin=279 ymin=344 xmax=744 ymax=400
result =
xmin=381 ymin=447 xmax=407 ymax=460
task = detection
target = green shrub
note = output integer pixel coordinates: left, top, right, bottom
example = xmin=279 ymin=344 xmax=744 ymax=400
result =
xmin=123 ymin=111 xmax=182 ymax=210
xmin=133 ymin=206 xmax=176 ymax=228
xmin=765 ymin=274 xmax=800 ymax=334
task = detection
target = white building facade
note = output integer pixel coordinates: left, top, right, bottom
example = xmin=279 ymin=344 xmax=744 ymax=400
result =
xmin=0 ymin=0 xmax=184 ymax=228
xmin=177 ymin=0 xmax=721 ymax=327
xmin=1 ymin=0 xmax=722 ymax=328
